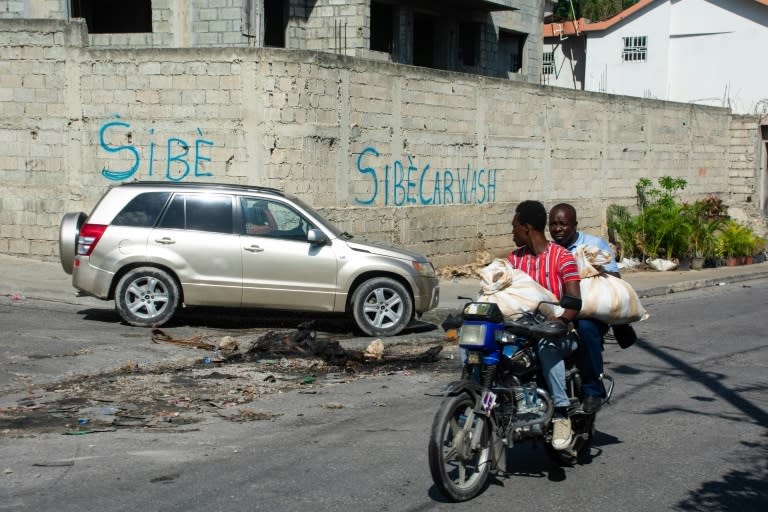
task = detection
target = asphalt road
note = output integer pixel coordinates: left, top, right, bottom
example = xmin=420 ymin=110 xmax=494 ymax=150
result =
xmin=1 ymin=279 xmax=767 ymax=511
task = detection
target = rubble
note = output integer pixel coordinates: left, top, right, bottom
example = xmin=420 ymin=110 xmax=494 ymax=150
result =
xmin=435 ymin=250 xmax=493 ymax=278
xmin=0 ymin=324 xmax=448 ymax=437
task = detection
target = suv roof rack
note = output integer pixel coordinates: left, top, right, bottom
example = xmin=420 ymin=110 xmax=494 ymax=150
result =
xmin=119 ymin=181 xmax=286 ymax=197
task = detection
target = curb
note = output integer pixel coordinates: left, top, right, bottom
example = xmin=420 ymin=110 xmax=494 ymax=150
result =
xmin=636 ymin=270 xmax=768 ymax=298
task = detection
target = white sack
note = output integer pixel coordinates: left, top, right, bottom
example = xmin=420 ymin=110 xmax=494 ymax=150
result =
xmin=618 ymin=257 xmax=642 ymax=271
xmin=647 ymin=258 xmax=677 ymax=271
xmin=476 ymin=259 xmax=564 ymax=319
xmin=573 ymin=245 xmax=613 ymax=278
xmin=572 ymin=246 xmax=649 ymax=324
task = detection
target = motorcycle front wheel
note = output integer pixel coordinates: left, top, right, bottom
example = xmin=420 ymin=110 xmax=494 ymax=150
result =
xmin=428 ymin=392 xmax=492 ymax=502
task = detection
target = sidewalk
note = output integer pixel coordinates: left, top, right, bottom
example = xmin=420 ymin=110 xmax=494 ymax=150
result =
xmin=434 ymin=260 xmax=768 ymax=312
xmin=2 ymin=253 xmax=768 ymax=310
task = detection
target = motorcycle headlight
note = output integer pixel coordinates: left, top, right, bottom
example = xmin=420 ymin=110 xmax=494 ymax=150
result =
xmin=459 ymin=323 xmax=487 ymax=347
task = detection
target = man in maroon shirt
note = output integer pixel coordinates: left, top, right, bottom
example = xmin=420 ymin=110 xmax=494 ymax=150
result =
xmin=508 ymin=200 xmax=581 ymax=450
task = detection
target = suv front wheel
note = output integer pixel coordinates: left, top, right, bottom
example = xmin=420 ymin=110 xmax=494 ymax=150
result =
xmin=351 ymin=277 xmax=413 ymax=337
xmin=115 ymin=267 xmax=180 ymax=327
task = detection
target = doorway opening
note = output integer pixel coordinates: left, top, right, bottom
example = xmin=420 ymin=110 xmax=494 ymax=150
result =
xmin=370 ymin=1 xmax=395 ymax=54
xmin=264 ymin=0 xmax=287 ymax=48
xmin=413 ymin=14 xmax=436 ymax=68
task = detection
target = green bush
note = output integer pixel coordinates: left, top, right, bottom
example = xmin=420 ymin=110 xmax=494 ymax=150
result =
xmin=606 ymin=177 xmax=755 ymax=263
xmin=634 ymin=176 xmax=689 ymax=260
xmin=680 ymin=199 xmax=726 ymax=258
xmin=718 ymin=221 xmax=763 ymax=258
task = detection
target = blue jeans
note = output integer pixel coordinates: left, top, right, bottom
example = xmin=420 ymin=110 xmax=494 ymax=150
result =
xmin=538 ymin=339 xmax=571 ymax=408
xmin=574 ymin=318 xmax=610 ymax=398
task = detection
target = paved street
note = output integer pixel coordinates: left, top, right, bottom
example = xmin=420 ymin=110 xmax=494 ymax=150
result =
xmin=1 ymin=254 xmax=767 ymax=397
xmin=0 ymin=278 xmax=766 ymax=511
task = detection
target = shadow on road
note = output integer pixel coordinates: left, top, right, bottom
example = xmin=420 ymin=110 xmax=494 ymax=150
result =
xmin=77 ymin=305 xmax=438 ymax=337
xmin=633 ymin=338 xmax=768 ymax=510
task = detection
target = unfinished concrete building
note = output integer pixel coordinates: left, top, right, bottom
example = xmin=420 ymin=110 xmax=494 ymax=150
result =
xmin=2 ymin=0 xmax=544 ymax=81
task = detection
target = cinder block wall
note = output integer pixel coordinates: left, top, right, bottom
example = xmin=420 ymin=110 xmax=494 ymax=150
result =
xmin=0 ymin=19 xmax=763 ymax=267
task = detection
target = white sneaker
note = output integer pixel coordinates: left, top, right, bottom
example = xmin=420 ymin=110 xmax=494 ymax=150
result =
xmin=551 ymin=417 xmax=573 ymax=450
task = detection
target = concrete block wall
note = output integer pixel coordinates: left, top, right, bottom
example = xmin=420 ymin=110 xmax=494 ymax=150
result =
xmin=303 ymin=0 xmax=367 ymax=55
xmin=4 ymin=1 xmax=545 ymax=80
xmin=727 ymin=114 xmax=765 ymax=235
xmin=492 ymin=0 xmax=544 ymax=83
xmin=0 ymin=19 xmax=764 ymax=267
xmin=0 ymin=0 xmax=66 ymax=19
xmin=88 ymin=0 xmax=246 ymax=49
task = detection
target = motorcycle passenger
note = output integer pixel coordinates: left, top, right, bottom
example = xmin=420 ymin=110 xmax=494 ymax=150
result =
xmin=508 ymin=200 xmax=581 ymax=450
xmin=548 ymin=203 xmax=618 ymax=414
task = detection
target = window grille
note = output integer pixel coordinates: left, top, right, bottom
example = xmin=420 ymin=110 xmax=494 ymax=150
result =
xmin=622 ymin=36 xmax=647 ymax=62
xmin=542 ymin=52 xmax=555 ymax=75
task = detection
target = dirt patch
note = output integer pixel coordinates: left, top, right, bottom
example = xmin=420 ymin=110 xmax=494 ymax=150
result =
xmin=436 ymin=250 xmax=493 ymax=279
xmin=0 ymin=331 xmax=453 ymax=437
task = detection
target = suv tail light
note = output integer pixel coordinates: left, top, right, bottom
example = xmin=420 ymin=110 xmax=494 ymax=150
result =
xmin=76 ymin=224 xmax=107 ymax=256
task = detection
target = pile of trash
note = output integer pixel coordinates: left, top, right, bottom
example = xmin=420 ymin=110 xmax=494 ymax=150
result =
xmin=0 ymin=324 xmax=444 ymax=437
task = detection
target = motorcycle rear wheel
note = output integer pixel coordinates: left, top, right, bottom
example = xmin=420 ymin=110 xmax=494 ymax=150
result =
xmin=428 ymin=392 xmax=492 ymax=502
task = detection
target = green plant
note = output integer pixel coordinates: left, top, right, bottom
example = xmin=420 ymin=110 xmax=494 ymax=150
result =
xmin=680 ymin=199 xmax=726 ymax=258
xmin=608 ymin=176 xmax=686 ymax=260
xmin=634 ymin=176 xmax=689 ymax=260
xmin=717 ymin=221 xmax=755 ymax=258
xmin=607 ymin=204 xmax=640 ymax=259
xmin=748 ymin=234 xmax=766 ymax=256
xmin=635 ymin=176 xmax=687 ymax=211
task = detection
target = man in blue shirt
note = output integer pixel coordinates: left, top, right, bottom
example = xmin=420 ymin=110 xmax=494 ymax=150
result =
xmin=548 ymin=203 xmax=619 ymax=413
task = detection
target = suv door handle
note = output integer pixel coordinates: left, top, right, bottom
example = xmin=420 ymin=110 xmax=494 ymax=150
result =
xmin=155 ymin=237 xmax=176 ymax=245
xmin=244 ymin=245 xmax=264 ymax=253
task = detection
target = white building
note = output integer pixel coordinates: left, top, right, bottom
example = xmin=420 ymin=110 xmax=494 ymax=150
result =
xmin=543 ymin=0 xmax=768 ymax=114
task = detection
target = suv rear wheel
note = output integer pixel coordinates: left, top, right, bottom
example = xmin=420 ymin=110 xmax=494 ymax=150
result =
xmin=115 ymin=267 xmax=180 ymax=327
xmin=351 ymin=277 xmax=413 ymax=337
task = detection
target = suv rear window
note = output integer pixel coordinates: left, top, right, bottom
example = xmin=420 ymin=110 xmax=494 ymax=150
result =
xmin=158 ymin=194 xmax=234 ymax=234
xmin=111 ymin=192 xmax=171 ymax=227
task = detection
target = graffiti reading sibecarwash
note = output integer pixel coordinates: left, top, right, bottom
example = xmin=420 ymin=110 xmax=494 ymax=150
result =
xmin=99 ymin=116 xmax=214 ymax=181
xmin=355 ymin=147 xmax=497 ymax=206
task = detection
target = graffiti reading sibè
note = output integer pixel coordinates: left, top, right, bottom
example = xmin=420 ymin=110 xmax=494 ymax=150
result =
xmin=355 ymin=147 xmax=497 ymax=206
xmin=99 ymin=117 xmax=214 ymax=181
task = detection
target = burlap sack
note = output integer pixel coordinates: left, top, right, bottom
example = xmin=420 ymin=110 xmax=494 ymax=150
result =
xmin=572 ymin=246 xmax=649 ymax=324
xmin=476 ymin=259 xmax=564 ymax=319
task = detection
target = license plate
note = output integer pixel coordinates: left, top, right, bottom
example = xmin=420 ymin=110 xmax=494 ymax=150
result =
xmin=466 ymin=352 xmax=481 ymax=364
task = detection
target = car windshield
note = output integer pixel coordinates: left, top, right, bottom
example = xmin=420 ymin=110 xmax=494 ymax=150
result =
xmin=287 ymin=195 xmax=344 ymax=238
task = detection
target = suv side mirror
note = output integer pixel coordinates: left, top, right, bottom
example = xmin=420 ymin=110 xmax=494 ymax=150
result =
xmin=307 ymin=228 xmax=329 ymax=245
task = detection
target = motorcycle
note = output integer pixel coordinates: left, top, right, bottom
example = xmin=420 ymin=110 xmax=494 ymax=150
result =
xmin=428 ymin=300 xmax=615 ymax=502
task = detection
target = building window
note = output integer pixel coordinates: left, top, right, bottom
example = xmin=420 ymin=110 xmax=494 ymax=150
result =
xmin=500 ymin=30 xmax=526 ymax=73
xmin=70 ymin=0 xmax=152 ymax=33
xmin=459 ymin=23 xmax=480 ymax=67
xmin=370 ymin=2 xmax=395 ymax=53
xmin=542 ymin=51 xmax=554 ymax=75
xmin=622 ymin=36 xmax=647 ymax=62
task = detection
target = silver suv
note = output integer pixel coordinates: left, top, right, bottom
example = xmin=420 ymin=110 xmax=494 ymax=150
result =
xmin=59 ymin=182 xmax=439 ymax=336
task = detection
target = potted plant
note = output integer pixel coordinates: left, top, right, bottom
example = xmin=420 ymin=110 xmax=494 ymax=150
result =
xmin=718 ymin=221 xmax=754 ymax=265
xmin=607 ymin=204 xmax=640 ymax=261
xmin=746 ymin=234 xmax=766 ymax=264
xmin=681 ymin=199 xmax=726 ymax=270
xmin=634 ymin=176 xmax=689 ymax=265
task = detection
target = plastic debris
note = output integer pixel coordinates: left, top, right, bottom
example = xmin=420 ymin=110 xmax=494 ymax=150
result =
xmin=363 ymin=339 xmax=384 ymax=360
